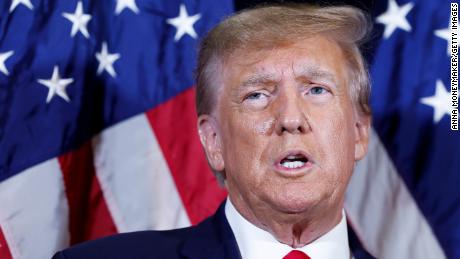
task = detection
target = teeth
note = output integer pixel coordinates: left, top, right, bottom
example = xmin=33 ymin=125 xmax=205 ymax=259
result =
xmin=281 ymin=161 xmax=305 ymax=169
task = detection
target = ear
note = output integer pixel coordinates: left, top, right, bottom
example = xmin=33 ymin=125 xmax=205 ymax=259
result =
xmin=197 ymin=114 xmax=225 ymax=172
xmin=354 ymin=114 xmax=371 ymax=161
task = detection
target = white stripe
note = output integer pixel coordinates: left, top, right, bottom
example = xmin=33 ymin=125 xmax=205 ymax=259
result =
xmin=92 ymin=113 xmax=190 ymax=232
xmin=345 ymin=128 xmax=445 ymax=259
xmin=0 ymin=159 xmax=69 ymax=259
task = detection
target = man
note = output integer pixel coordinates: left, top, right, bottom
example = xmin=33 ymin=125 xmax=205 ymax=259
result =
xmin=53 ymin=3 xmax=373 ymax=259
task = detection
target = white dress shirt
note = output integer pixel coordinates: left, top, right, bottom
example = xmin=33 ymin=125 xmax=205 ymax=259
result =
xmin=225 ymin=198 xmax=351 ymax=259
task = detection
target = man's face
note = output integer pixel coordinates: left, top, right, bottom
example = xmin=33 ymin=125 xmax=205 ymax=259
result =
xmin=199 ymin=36 xmax=369 ymax=218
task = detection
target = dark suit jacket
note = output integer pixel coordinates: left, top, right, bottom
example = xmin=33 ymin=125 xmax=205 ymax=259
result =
xmin=53 ymin=202 xmax=375 ymax=259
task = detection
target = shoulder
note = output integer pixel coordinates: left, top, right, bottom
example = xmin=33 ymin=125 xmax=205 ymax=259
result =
xmin=52 ymin=227 xmax=195 ymax=259
xmin=52 ymin=202 xmax=239 ymax=259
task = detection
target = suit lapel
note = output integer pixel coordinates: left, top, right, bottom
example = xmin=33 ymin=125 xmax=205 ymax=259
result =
xmin=180 ymin=201 xmax=241 ymax=259
xmin=347 ymin=221 xmax=376 ymax=259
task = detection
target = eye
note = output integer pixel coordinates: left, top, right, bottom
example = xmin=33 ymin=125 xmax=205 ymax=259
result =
xmin=309 ymin=86 xmax=328 ymax=95
xmin=245 ymin=92 xmax=268 ymax=100
xmin=309 ymin=86 xmax=327 ymax=95
xmin=245 ymin=92 xmax=265 ymax=100
xmin=242 ymin=91 xmax=270 ymax=109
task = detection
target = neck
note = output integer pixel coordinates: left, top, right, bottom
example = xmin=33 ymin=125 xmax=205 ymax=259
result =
xmin=228 ymin=194 xmax=343 ymax=248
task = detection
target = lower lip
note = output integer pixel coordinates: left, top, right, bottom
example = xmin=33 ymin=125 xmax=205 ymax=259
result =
xmin=274 ymin=161 xmax=314 ymax=176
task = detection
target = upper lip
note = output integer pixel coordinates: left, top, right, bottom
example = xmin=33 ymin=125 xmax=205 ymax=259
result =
xmin=274 ymin=150 xmax=313 ymax=166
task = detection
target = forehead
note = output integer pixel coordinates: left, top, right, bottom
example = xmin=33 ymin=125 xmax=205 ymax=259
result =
xmin=221 ymin=36 xmax=349 ymax=87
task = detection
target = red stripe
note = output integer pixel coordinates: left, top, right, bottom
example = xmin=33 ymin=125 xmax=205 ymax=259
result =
xmin=58 ymin=142 xmax=118 ymax=245
xmin=0 ymin=225 xmax=12 ymax=259
xmin=146 ymin=87 xmax=227 ymax=225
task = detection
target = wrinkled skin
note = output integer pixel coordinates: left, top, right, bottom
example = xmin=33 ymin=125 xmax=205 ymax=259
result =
xmin=198 ymin=36 xmax=370 ymax=248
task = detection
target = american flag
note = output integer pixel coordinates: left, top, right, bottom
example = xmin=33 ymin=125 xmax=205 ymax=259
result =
xmin=0 ymin=0 xmax=231 ymax=258
xmin=0 ymin=0 xmax=457 ymax=259
xmin=346 ymin=0 xmax=458 ymax=258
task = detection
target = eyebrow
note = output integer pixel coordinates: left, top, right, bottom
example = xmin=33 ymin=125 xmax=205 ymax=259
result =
xmin=296 ymin=66 xmax=336 ymax=84
xmin=240 ymin=74 xmax=279 ymax=88
xmin=239 ymin=66 xmax=337 ymax=89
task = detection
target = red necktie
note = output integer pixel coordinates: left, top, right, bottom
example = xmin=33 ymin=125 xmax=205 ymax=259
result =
xmin=283 ymin=250 xmax=311 ymax=259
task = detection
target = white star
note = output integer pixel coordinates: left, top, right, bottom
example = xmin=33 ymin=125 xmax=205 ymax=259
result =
xmin=37 ymin=66 xmax=74 ymax=103
xmin=9 ymin=0 xmax=33 ymax=13
xmin=0 ymin=51 xmax=14 ymax=76
xmin=166 ymin=4 xmax=201 ymax=41
xmin=420 ymin=80 xmax=451 ymax=124
xmin=115 ymin=0 xmax=139 ymax=15
xmin=376 ymin=0 xmax=414 ymax=39
xmin=434 ymin=27 xmax=451 ymax=56
xmin=95 ymin=42 xmax=120 ymax=78
xmin=62 ymin=1 xmax=92 ymax=38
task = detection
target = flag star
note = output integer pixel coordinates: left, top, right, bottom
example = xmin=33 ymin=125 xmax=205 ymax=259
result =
xmin=95 ymin=42 xmax=120 ymax=77
xmin=166 ymin=4 xmax=201 ymax=41
xmin=434 ymin=27 xmax=451 ymax=55
xmin=9 ymin=0 xmax=33 ymax=13
xmin=420 ymin=80 xmax=451 ymax=124
xmin=376 ymin=0 xmax=414 ymax=39
xmin=62 ymin=1 xmax=92 ymax=38
xmin=0 ymin=51 xmax=14 ymax=76
xmin=37 ymin=66 xmax=74 ymax=103
xmin=115 ymin=0 xmax=139 ymax=15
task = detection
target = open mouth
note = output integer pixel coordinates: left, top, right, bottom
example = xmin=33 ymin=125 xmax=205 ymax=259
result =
xmin=278 ymin=153 xmax=310 ymax=170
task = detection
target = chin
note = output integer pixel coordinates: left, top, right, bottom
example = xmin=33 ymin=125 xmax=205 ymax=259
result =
xmin=269 ymin=191 xmax=321 ymax=214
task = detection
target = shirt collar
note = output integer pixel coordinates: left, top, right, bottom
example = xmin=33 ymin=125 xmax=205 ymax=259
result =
xmin=225 ymin=198 xmax=351 ymax=259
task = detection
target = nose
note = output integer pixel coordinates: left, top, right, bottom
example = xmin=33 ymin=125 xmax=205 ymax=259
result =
xmin=275 ymin=92 xmax=310 ymax=135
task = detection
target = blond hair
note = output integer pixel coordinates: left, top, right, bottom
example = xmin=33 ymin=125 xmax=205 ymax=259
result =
xmin=196 ymin=3 xmax=372 ymax=116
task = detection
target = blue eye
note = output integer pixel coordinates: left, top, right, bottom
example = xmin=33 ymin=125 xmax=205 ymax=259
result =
xmin=243 ymin=91 xmax=270 ymax=108
xmin=246 ymin=92 xmax=265 ymax=100
xmin=309 ymin=86 xmax=327 ymax=95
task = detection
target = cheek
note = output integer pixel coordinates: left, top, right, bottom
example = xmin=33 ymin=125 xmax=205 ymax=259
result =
xmin=223 ymin=111 xmax=275 ymax=149
xmin=315 ymin=109 xmax=356 ymax=180
xmin=253 ymin=118 xmax=276 ymax=135
xmin=221 ymin=114 xmax=275 ymax=181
